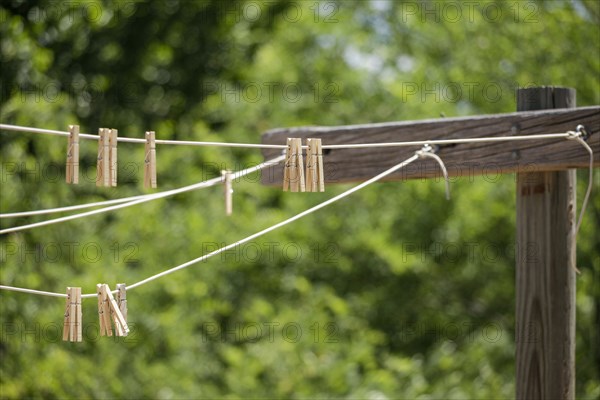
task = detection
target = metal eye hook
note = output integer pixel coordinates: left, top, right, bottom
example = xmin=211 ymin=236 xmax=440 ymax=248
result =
xmin=576 ymin=124 xmax=590 ymax=141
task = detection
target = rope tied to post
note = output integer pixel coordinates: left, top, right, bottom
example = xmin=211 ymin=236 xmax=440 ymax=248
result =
xmin=566 ymin=124 xmax=594 ymax=236
xmin=416 ymin=144 xmax=451 ymax=200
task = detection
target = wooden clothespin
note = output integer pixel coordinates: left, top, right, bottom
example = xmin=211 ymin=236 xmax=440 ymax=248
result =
xmin=295 ymin=139 xmax=305 ymax=192
xmin=62 ymin=287 xmax=82 ymax=342
xmin=283 ymin=138 xmax=292 ymax=192
xmin=97 ymin=283 xmax=129 ymax=337
xmin=66 ymin=125 xmax=79 ymax=184
xmin=144 ymin=131 xmax=157 ymax=189
xmin=222 ymin=170 xmax=233 ymax=216
xmin=105 ymin=285 xmax=129 ymax=336
xmin=116 ymin=283 xmax=127 ymax=326
xmin=97 ymin=284 xmax=112 ymax=336
xmin=306 ymin=138 xmax=325 ymax=192
xmin=283 ymin=138 xmax=305 ymax=192
xmin=96 ymin=128 xmax=110 ymax=187
xmin=109 ymin=128 xmax=118 ymax=187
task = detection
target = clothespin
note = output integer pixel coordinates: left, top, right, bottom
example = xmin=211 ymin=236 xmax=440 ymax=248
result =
xmin=105 ymin=285 xmax=129 ymax=336
xmin=109 ymin=128 xmax=118 ymax=187
xmin=283 ymin=138 xmax=305 ymax=192
xmin=62 ymin=290 xmax=70 ymax=341
xmin=66 ymin=125 xmax=79 ymax=184
xmin=306 ymin=138 xmax=325 ymax=192
xmin=116 ymin=283 xmax=127 ymax=325
xmin=96 ymin=128 xmax=110 ymax=187
xmin=283 ymin=139 xmax=292 ymax=192
xmin=295 ymin=139 xmax=305 ymax=192
xmin=62 ymin=287 xmax=82 ymax=342
xmin=144 ymin=131 xmax=157 ymax=189
xmin=222 ymin=170 xmax=233 ymax=216
xmin=97 ymin=284 xmax=112 ymax=336
xmin=305 ymin=139 xmax=315 ymax=191
xmin=97 ymin=283 xmax=129 ymax=337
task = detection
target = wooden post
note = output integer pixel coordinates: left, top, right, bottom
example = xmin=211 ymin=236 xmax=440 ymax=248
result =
xmin=516 ymin=87 xmax=576 ymax=399
xmin=259 ymin=89 xmax=598 ymax=395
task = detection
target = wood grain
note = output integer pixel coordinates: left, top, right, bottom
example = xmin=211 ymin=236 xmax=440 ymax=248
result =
xmin=516 ymin=87 xmax=575 ymax=399
xmin=260 ymin=106 xmax=599 ymax=185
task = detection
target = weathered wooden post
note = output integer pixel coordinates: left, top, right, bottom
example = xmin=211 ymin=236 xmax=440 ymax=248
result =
xmin=516 ymin=87 xmax=576 ymax=399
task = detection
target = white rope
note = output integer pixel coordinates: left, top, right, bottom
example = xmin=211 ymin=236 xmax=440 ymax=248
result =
xmin=1 ymin=195 xmax=151 ymax=218
xmin=0 ymin=123 xmax=582 ymax=151
xmin=0 ymin=285 xmax=67 ymax=298
xmin=1 ymin=156 xmax=285 ymax=219
xmin=1 ymin=125 xmax=586 ymax=220
xmin=126 ymin=154 xmax=420 ymax=291
xmin=0 ymin=124 xmax=94 ymax=139
xmin=0 ymin=152 xmax=421 ymax=298
xmin=0 ymin=123 xmax=287 ymax=149
xmin=0 ymin=156 xmax=285 ymax=234
xmin=416 ymin=145 xmax=450 ymax=200
xmin=0 ymin=127 xmax=594 ymax=297
xmin=321 ymin=132 xmax=573 ymax=149
xmin=566 ymin=131 xmax=594 ymax=235
xmin=154 ymin=139 xmax=284 ymax=149
xmin=123 ymin=134 xmax=592 ymax=291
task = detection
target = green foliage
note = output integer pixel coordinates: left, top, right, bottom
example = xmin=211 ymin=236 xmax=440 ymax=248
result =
xmin=1 ymin=0 xmax=598 ymax=398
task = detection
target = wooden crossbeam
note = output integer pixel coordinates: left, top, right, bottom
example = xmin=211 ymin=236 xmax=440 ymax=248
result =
xmin=261 ymin=106 xmax=599 ymax=184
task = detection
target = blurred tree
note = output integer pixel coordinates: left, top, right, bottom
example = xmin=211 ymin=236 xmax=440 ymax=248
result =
xmin=1 ymin=0 xmax=598 ymax=398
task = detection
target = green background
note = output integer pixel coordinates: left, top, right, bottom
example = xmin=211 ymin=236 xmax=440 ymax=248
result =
xmin=1 ymin=1 xmax=598 ymax=398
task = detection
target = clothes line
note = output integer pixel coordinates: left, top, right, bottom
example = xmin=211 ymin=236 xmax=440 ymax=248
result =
xmin=0 ymin=150 xmax=424 ymax=298
xmin=0 ymin=136 xmax=593 ymax=301
xmin=0 ymin=128 xmax=593 ymax=233
xmin=0 ymin=132 xmax=593 ymax=298
xmin=0 ymin=123 xmax=594 ymax=342
xmin=0 ymin=155 xmax=285 ymax=234
xmin=0 ymin=156 xmax=286 ymax=219
xmin=320 ymin=132 xmax=576 ymax=149
xmin=0 ymin=149 xmax=425 ymax=342
xmin=0 ymin=123 xmax=287 ymax=149
xmin=0 ymin=123 xmax=587 ymax=151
